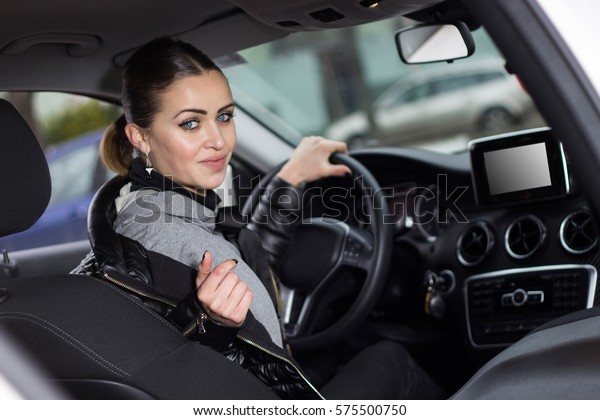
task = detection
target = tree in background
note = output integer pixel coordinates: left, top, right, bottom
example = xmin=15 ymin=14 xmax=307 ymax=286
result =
xmin=43 ymin=100 xmax=119 ymax=147
xmin=7 ymin=92 xmax=120 ymax=149
xmin=317 ymin=27 xmax=377 ymax=139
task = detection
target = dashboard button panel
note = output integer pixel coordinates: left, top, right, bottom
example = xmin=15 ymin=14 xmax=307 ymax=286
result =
xmin=465 ymin=264 xmax=596 ymax=347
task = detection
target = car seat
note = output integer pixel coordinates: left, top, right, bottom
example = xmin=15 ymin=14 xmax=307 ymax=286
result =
xmin=0 ymin=99 xmax=278 ymax=399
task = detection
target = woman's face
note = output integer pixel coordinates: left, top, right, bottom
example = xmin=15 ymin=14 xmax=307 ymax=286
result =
xmin=144 ymin=71 xmax=236 ymax=194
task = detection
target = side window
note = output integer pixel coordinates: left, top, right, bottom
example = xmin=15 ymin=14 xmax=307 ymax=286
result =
xmin=429 ymin=75 xmax=471 ymax=96
xmin=48 ymin=143 xmax=99 ymax=206
xmin=1 ymin=92 xmax=119 ymax=207
xmin=392 ymin=83 xmax=429 ymax=106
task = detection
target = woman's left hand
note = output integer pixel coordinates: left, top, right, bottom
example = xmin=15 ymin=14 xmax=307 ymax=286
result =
xmin=276 ymin=136 xmax=351 ymax=186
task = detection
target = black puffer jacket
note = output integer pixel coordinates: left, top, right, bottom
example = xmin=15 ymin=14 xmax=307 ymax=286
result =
xmin=73 ymin=175 xmax=322 ymax=399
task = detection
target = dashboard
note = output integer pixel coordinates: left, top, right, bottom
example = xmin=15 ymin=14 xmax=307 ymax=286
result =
xmin=352 ymin=128 xmax=599 ymax=351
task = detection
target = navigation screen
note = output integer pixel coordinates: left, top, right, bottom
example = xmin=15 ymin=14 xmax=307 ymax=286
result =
xmin=484 ymin=142 xmax=552 ymax=195
xmin=469 ymin=128 xmax=569 ymax=207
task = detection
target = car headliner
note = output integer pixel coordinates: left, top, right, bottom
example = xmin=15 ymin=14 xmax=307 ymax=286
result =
xmin=0 ymin=0 xmax=445 ymax=101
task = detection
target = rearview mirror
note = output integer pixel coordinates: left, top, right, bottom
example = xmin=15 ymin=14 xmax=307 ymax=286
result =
xmin=395 ymin=22 xmax=475 ymax=64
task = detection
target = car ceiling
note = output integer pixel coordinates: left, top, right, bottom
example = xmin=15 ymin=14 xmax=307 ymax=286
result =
xmin=0 ymin=0 xmax=445 ymax=101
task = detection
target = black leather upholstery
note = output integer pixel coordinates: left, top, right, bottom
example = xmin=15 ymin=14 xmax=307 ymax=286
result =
xmin=86 ymin=175 xmax=131 ymax=276
xmin=84 ymin=174 xmax=160 ymax=285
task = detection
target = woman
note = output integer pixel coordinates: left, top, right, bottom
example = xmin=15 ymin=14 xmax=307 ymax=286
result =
xmin=74 ymin=37 xmax=443 ymax=400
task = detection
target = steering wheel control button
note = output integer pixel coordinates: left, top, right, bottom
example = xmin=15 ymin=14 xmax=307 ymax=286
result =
xmin=344 ymin=236 xmax=363 ymax=263
xmin=342 ymin=230 xmax=373 ymax=269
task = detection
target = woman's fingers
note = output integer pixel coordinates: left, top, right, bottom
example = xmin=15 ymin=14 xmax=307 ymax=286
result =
xmin=277 ymin=136 xmax=352 ymax=185
xmin=230 ymin=288 xmax=253 ymax=325
xmin=206 ymin=278 xmax=253 ymax=326
xmin=196 ymin=255 xmax=237 ymax=290
xmin=328 ymin=163 xmax=353 ymax=178
xmin=195 ymin=253 xmax=252 ymax=327
xmin=195 ymin=250 xmax=213 ymax=288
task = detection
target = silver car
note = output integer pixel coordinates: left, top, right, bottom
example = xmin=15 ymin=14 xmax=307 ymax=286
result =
xmin=326 ymin=59 xmax=541 ymax=151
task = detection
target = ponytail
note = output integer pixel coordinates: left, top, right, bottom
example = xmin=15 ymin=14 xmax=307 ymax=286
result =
xmin=99 ymin=114 xmax=133 ymax=176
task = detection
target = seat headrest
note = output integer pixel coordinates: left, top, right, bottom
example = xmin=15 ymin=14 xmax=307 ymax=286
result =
xmin=0 ymin=99 xmax=51 ymax=237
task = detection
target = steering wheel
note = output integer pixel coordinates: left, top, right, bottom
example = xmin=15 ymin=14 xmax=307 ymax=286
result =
xmin=241 ymin=153 xmax=393 ymax=351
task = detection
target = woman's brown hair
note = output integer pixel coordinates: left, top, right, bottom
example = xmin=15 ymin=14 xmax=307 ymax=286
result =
xmin=100 ymin=38 xmax=222 ymax=176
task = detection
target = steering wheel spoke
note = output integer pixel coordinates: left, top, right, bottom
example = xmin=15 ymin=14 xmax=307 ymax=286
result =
xmin=282 ymin=269 xmax=351 ymax=339
xmin=341 ymin=227 xmax=374 ymax=271
xmin=282 ymin=288 xmax=306 ymax=337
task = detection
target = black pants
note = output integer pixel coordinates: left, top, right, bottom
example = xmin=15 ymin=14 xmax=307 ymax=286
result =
xmin=317 ymin=341 xmax=445 ymax=400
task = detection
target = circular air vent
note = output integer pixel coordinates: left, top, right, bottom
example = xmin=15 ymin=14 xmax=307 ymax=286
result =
xmin=457 ymin=221 xmax=495 ymax=266
xmin=505 ymin=214 xmax=546 ymax=259
xmin=560 ymin=209 xmax=598 ymax=254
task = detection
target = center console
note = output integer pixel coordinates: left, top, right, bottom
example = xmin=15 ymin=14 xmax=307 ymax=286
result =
xmin=465 ymin=264 xmax=596 ymax=347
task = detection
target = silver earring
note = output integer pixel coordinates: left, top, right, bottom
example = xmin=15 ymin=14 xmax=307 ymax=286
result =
xmin=144 ymin=152 xmax=153 ymax=179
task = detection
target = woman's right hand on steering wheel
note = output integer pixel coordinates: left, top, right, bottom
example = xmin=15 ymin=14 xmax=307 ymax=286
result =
xmin=276 ymin=136 xmax=351 ymax=186
xmin=195 ymin=251 xmax=253 ymax=328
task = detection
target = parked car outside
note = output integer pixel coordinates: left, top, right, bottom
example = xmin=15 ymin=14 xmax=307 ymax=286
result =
xmin=326 ymin=59 xmax=542 ymax=150
xmin=0 ymin=129 xmax=110 ymax=251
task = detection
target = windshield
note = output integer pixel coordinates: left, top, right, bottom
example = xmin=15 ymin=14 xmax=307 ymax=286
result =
xmin=224 ymin=17 xmax=545 ymax=153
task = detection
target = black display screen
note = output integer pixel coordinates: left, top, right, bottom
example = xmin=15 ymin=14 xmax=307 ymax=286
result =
xmin=469 ymin=128 xmax=569 ymax=206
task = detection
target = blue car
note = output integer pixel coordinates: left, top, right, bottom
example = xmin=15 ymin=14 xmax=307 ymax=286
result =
xmin=0 ymin=129 xmax=111 ymax=251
